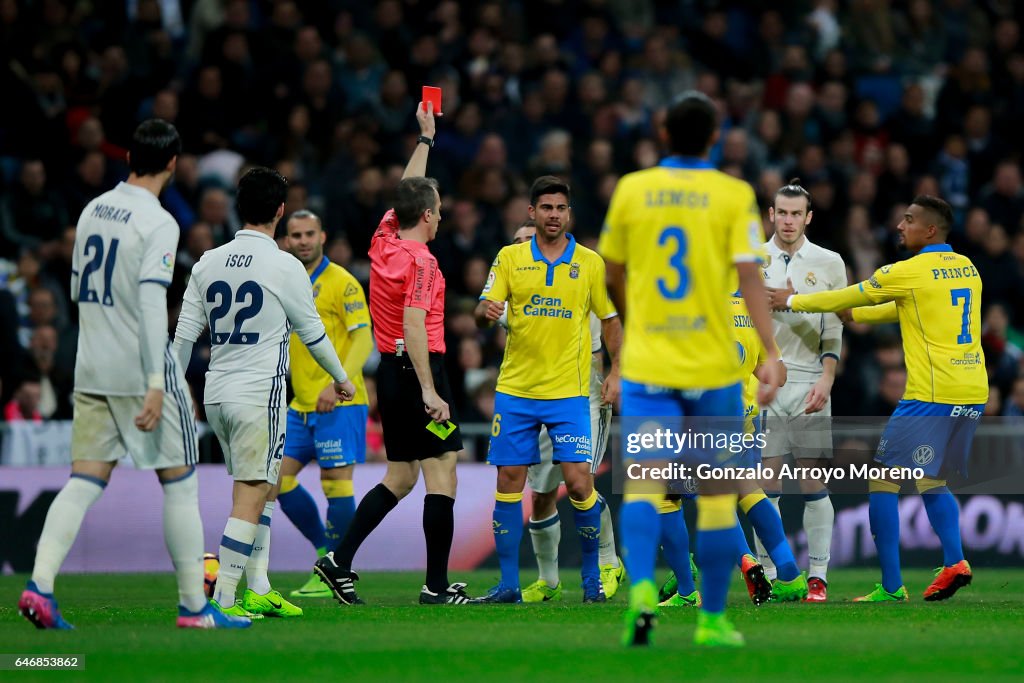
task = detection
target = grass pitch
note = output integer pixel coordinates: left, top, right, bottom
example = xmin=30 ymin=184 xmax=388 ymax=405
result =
xmin=1 ymin=568 xmax=1022 ymax=682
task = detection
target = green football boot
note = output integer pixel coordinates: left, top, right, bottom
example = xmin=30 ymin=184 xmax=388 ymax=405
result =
xmin=621 ymin=580 xmax=658 ymax=647
xmin=770 ymin=573 xmax=809 ymax=602
xmin=521 ymin=580 xmax=562 ymax=603
xmin=600 ymin=560 xmax=627 ymax=600
xmin=242 ymin=589 xmax=304 ymax=617
xmin=658 ymin=590 xmax=701 ymax=607
xmin=853 ymin=584 xmax=909 ymax=603
xmin=212 ymin=599 xmax=263 ymax=620
xmin=290 ymin=572 xmax=333 ymax=598
xmin=693 ymin=611 xmax=745 ymax=647
xmin=658 ymin=572 xmax=677 ymax=603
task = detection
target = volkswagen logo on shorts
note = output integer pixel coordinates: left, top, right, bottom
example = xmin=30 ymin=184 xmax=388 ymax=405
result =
xmin=912 ymin=444 xmax=935 ymax=466
xmin=682 ymin=477 xmax=698 ymax=494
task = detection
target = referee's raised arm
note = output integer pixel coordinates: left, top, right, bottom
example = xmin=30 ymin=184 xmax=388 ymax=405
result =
xmin=403 ymin=101 xmax=438 ymax=180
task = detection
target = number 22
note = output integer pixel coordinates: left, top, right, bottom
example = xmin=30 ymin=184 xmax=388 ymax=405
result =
xmin=207 ymin=280 xmax=264 ymax=345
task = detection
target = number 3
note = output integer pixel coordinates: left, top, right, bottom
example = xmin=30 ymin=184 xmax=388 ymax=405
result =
xmin=657 ymin=226 xmax=689 ymax=300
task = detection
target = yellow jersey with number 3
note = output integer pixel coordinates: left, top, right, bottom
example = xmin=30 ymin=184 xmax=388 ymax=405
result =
xmin=793 ymin=244 xmax=987 ymax=404
xmin=289 ymin=258 xmax=370 ymax=410
xmin=598 ymin=158 xmax=765 ymax=389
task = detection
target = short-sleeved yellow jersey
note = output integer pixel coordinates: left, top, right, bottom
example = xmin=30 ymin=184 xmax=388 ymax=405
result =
xmin=598 ymin=159 xmax=766 ymax=389
xmin=792 ymin=244 xmax=988 ymax=404
xmin=289 ymin=258 xmax=370 ymax=410
xmin=481 ymin=233 xmax=617 ymax=400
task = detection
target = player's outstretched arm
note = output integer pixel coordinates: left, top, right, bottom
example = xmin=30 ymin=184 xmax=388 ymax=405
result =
xmin=769 ymin=279 xmax=876 ymax=313
xmin=851 ymin=301 xmax=899 ymax=325
xmin=402 ymin=101 xmax=437 ymax=180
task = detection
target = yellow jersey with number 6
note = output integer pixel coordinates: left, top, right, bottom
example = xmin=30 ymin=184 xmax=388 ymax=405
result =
xmin=598 ymin=159 xmax=765 ymax=389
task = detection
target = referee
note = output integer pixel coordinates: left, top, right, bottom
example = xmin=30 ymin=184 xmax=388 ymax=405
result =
xmin=315 ymin=101 xmax=471 ymax=605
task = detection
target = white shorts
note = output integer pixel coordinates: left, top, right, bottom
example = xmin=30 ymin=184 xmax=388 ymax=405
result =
xmin=763 ymin=380 xmax=833 ymax=460
xmin=527 ymin=358 xmax=612 ymax=494
xmin=206 ymin=401 xmax=286 ymax=483
xmin=71 ymin=389 xmax=198 ymax=469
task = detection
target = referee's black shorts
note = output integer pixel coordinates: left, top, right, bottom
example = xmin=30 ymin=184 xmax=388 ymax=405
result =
xmin=376 ymin=352 xmax=464 ymax=462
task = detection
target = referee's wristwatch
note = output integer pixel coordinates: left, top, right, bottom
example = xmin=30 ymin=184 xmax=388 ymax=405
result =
xmin=417 ymin=135 xmax=435 ymax=148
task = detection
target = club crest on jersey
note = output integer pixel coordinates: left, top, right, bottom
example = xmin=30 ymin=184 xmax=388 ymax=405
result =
xmin=805 ymin=271 xmax=817 ymax=287
xmin=569 ymin=263 xmax=580 ymax=279
xmin=761 ymin=255 xmax=771 ymax=269
xmin=912 ymin=445 xmax=935 ymax=466
xmin=312 ymin=283 xmax=322 ymax=298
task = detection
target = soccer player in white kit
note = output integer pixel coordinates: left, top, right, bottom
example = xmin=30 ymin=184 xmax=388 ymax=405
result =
xmin=757 ymin=180 xmax=846 ymax=602
xmin=173 ymin=168 xmax=355 ymax=618
xmin=19 ymin=119 xmax=249 ymax=630
xmin=498 ymin=222 xmax=623 ymax=603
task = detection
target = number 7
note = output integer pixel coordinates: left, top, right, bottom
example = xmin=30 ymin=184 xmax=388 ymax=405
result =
xmin=950 ymin=288 xmax=972 ymax=344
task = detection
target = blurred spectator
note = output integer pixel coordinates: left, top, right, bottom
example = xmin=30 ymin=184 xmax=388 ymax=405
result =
xmin=0 ymin=160 xmax=69 ymax=260
xmin=868 ymin=366 xmax=908 ymax=416
xmin=1004 ymin=376 xmax=1024 ymax=417
xmin=980 ymin=161 xmax=1024 ymax=235
xmin=4 ymin=375 xmax=42 ymax=423
xmin=26 ymin=325 xmax=72 ymax=419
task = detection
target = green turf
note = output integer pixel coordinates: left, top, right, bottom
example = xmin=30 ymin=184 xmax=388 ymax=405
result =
xmin=2 ymin=569 xmax=1022 ymax=682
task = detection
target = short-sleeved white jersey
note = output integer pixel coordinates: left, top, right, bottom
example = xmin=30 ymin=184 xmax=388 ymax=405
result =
xmin=72 ymin=182 xmax=179 ymax=395
xmin=175 ymin=229 xmax=333 ymax=406
xmin=762 ymin=237 xmax=847 ymax=381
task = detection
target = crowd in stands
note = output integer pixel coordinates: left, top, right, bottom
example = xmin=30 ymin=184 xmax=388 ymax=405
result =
xmin=2 ymin=0 xmax=1024 ymax=455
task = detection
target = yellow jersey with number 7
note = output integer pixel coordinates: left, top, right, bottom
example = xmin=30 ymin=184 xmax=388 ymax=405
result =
xmin=792 ymin=244 xmax=987 ymax=404
xmin=598 ymin=158 xmax=766 ymax=389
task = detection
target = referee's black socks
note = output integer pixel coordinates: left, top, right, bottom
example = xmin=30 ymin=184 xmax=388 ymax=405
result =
xmin=333 ymin=483 xmax=399 ymax=570
xmin=423 ymin=494 xmax=455 ymax=593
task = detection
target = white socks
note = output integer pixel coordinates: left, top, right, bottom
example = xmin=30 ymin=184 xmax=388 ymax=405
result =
xmin=528 ymin=513 xmax=561 ymax=586
xmin=213 ymin=517 xmax=258 ymax=606
xmin=246 ymin=502 xmax=275 ymax=595
xmin=161 ymin=469 xmax=207 ymax=612
xmin=598 ymin=497 xmax=619 ymax=567
xmin=31 ymin=475 xmax=106 ymax=594
xmin=804 ymin=494 xmax=834 ymax=581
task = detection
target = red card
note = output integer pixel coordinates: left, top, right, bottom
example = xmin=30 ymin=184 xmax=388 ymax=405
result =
xmin=422 ymin=86 xmax=442 ymax=115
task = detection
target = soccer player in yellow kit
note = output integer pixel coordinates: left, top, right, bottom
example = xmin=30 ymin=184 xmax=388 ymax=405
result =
xmin=475 ymin=176 xmax=622 ymax=604
xmin=278 ymin=210 xmax=373 ymax=598
xmin=599 ymin=92 xmax=781 ymax=647
xmin=768 ymin=195 xmax=987 ymax=602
